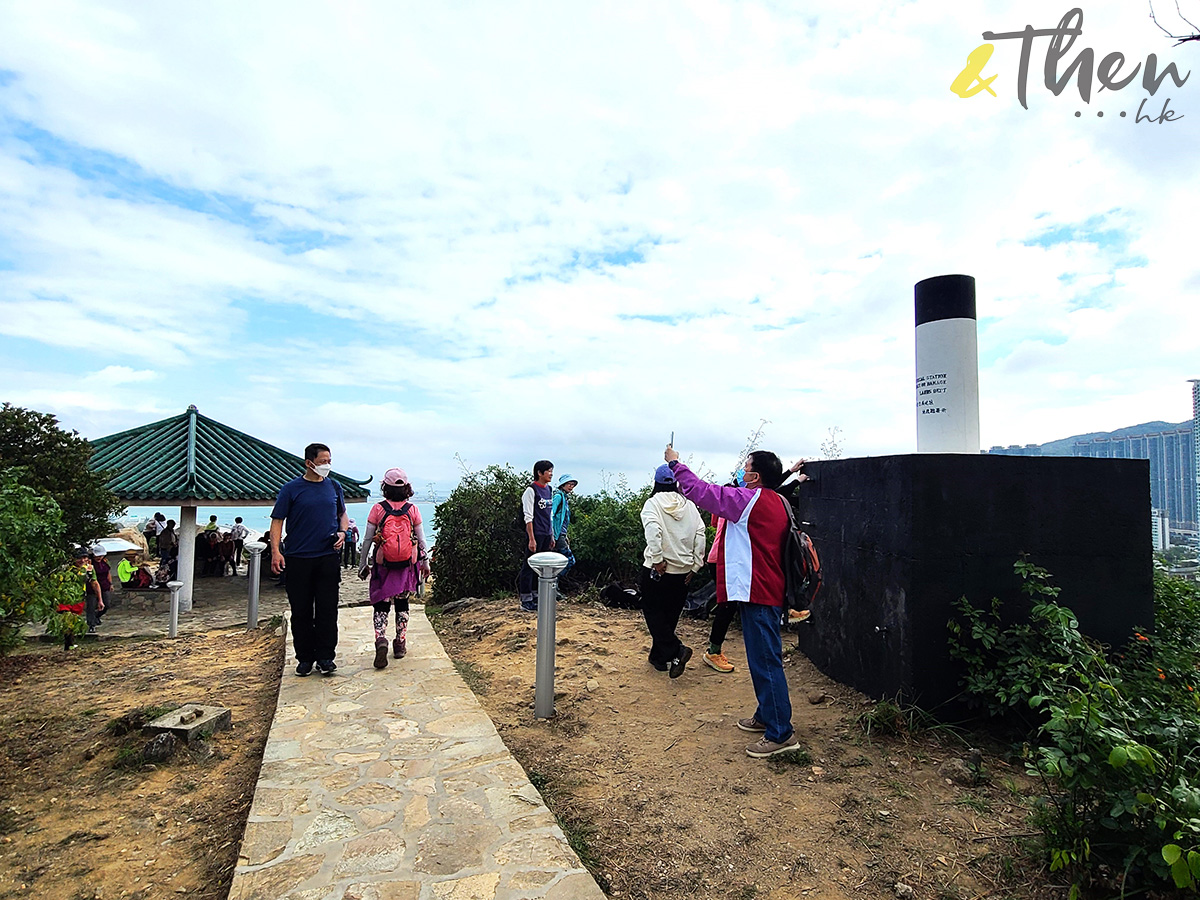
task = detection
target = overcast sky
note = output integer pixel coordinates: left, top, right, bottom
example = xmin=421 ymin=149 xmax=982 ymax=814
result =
xmin=2 ymin=1 xmax=1197 ymax=494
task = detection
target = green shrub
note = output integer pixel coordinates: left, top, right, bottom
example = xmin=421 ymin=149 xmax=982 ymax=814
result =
xmin=0 ymin=470 xmax=88 ymax=653
xmin=432 ymin=464 xmax=527 ymax=602
xmin=948 ymin=561 xmax=1200 ymax=893
xmin=568 ymin=478 xmax=652 ymax=585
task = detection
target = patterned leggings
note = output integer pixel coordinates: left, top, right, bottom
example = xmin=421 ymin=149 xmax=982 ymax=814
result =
xmin=372 ymin=592 xmax=414 ymax=642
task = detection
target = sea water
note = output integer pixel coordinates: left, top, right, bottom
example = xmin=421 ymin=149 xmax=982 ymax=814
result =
xmin=121 ymin=500 xmax=441 ymax=542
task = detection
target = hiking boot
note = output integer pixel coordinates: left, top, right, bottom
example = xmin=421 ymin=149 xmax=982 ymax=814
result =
xmin=316 ymin=659 xmax=337 ymax=676
xmin=746 ymin=732 xmax=802 ymax=758
xmin=788 ymin=609 xmax=811 ymax=623
xmin=668 ymin=646 xmax=693 ymax=679
xmin=373 ymin=639 xmax=389 ymax=669
xmin=736 ymin=716 xmax=767 ymax=733
xmin=296 ymin=660 xmax=314 ymax=677
xmin=703 ymin=651 xmax=734 ymax=673
xmin=393 ymin=636 xmax=407 ymax=659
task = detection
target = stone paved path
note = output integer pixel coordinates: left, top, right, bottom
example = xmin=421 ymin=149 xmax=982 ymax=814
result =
xmin=227 ymin=605 xmax=607 ymax=900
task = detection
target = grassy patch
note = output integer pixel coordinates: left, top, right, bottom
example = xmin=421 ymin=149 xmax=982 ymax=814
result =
xmin=527 ymin=767 xmax=604 ymax=881
xmin=954 ymin=794 xmax=993 ymax=814
xmin=452 ymin=659 xmax=492 ymax=696
xmin=767 ymin=745 xmax=813 ymax=770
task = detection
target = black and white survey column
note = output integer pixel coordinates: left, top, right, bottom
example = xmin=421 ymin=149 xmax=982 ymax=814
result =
xmin=914 ymin=274 xmax=980 ymax=453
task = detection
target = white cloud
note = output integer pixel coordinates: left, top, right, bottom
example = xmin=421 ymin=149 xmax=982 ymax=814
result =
xmin=0 ymin=0 xmax=1197 ymax=494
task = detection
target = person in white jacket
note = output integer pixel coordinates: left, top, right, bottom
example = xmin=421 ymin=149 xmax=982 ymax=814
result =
xmin=640 ymin=463 xmax=707 ymax=678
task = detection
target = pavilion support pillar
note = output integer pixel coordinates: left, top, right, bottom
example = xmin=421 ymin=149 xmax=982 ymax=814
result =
xmin=178 ymin=505 xmax=197 ymax=612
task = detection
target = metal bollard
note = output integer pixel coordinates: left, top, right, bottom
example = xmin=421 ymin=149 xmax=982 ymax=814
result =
xmin=527 ymin=551 xmax=569 ymax=719
xmin=166 ymin=581 xmax=184 ymax=638
xmin=245 ymin=541 xmax=267 ymax=631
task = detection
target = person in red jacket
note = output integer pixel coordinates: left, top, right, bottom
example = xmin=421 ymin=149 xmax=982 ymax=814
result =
xmin=664 ymin=445 xmax=800 ymax=758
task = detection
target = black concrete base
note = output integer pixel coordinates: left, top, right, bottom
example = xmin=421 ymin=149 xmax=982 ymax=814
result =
xmin=792 ymin=454 xmax=1154 ymax=709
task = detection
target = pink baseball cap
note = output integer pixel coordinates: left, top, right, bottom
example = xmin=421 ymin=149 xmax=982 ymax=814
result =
xmin=383 ymin=467 xmax=410 ymax=486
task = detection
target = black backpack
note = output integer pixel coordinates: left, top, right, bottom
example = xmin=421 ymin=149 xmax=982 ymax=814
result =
xmin=778 ymin=493 xmax=821 ymax=617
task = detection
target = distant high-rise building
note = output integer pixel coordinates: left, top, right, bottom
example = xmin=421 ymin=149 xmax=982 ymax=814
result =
xmin=1151 ymin=508 xmax=1170 ymax=552
xmin=1073 ymin=422 xmax=1196 ymax=538
xmin=1192 ymin=379 xmax=1200 ymax=548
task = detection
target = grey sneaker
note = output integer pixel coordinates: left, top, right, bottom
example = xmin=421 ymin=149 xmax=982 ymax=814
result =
xmin=668 ymin=646 xmax=693 ymax=679
xmin=746 ymin=732 xmax=801 ymax=758
xmin=736 ymin=716 xmax=767 ymax=733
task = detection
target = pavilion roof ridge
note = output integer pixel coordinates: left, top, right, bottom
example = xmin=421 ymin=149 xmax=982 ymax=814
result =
xmin=89 ymin=405 xmax=372 ymax=503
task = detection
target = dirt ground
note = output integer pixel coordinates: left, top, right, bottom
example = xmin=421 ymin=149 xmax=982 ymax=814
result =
xmin=0 ymin=627 xmax=284 ymax=900
xmin=0 ymin=575 xmax=1061 ymax=900
xmin=433 ymin=595 xmax=1059 ymax=900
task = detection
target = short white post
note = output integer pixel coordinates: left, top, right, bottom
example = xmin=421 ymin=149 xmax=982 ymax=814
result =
xmin=528 ymin=551 xmax=569 ymax=719
xmin=245 ymin=541 xmax=267 ymax=631
xmin=166 ymin=581 xmax=184 ymax=638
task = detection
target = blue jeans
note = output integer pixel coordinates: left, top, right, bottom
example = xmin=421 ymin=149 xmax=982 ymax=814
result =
xmin=555 ymin=535 xmax=575 ymax=580
xmin=740 ymin=601 xmax=793 ymax=743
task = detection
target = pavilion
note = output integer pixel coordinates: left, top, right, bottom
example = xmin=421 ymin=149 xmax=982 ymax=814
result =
xmin=89 ymin=405 xmax=371 ymax=611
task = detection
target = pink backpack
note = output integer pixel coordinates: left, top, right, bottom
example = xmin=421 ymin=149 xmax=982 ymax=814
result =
xmin=373 ymin=501 xmax=417 ymax=567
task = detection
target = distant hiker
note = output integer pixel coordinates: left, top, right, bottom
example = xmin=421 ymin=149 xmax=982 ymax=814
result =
xmin=59 ymin=548 xmax=99 ymax=649
xmin=551 ymin=473 xmax=577 ymax=580
xmin=75 ymin=546 xmax=104 ymax=636
xmin=665 ymin=445 xmax=800 ymax=758
xmin=152 ymin=513 xmax=166 ymax=556
xmin=517 ymin=460 xmax=555 ymax=612
xmin=204 ymin=514 xmax=219 ymax=532
xmin=230 ymin=517 xmax=249 ymax=572
xmin=142 ymin=518 xmax=158 ymax=556
xmin=270 ymin=442 xmax=349 ymax=677
xmin=358 ymin=468 xmax=430 ymax=669
xmin=158 ymin=519 xmax=178 ymax=563
xmin=640 ymin=464 xmax=706 ymax=678
xmin=342 ymin=518 xmax=360 ymax=569
xmin=90 ymin=546 xmax=112 ymax=620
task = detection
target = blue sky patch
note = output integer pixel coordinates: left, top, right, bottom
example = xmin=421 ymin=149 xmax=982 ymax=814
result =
xmin=5 ymin=120 xmax=346 ymax=253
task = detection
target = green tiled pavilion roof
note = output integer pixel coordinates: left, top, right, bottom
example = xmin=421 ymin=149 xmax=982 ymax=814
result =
xmin=89 ymin=405 xmax=371 ymax=503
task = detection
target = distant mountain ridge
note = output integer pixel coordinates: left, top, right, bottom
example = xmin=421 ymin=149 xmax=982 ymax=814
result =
xmin=1040 ymin=421 xmax=1191 ymax=456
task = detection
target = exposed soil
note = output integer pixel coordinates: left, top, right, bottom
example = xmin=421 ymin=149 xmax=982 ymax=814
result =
xmin=0 ymin=627 xmax=284 ymax=900
xmin=433 ymin=595 xmax=1057 ymax=900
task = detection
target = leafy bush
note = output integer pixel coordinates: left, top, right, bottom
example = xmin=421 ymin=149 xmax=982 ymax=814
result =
xmin=568 ymin=478 xmax=652 ymax=585
xmin=0 ymin=404 xmax=124 ymax=551
xmin=0 ymin=471 xmax=89 ymax=652
xmin=432 ymin=464 xmax=528 ymax=602
xmin=948 ymin=561 xmax=1200 ymax=893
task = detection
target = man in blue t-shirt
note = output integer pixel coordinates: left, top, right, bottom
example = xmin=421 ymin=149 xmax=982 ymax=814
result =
xmin=270 ymin=442 xmax=349 ymax=676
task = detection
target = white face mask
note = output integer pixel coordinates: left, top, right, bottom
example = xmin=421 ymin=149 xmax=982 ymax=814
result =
xmin=311 ymin=463 xmax=332 ymax=478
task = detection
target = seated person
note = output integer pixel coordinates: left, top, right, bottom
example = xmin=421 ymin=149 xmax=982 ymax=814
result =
xmin=219 ymin=534 xmax=237 ymax=575
xmin=154 ymin=561 xmax=173 ymax=588
xmin=117 ymin=550 xmax=153 ymax=589
xmin=204 ymin=531 xmax=224 ymax=577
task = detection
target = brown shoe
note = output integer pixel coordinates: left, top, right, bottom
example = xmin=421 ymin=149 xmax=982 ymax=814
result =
xmin=746 ymin=732 xmax=801 ymax=758
xmin=736 ymin=716 xmax=767 ymax=733
xmin=373 ymin=639 xmax=388 ymax=669
xmin=393 ymin=636 xmax=407 ymax=659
